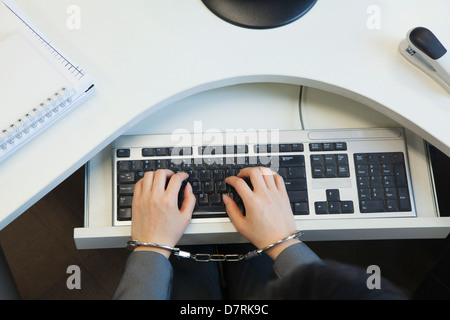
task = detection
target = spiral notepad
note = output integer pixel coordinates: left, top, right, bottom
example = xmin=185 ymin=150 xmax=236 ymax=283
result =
xmin=0 ymin=0 xmax=95 ymax=162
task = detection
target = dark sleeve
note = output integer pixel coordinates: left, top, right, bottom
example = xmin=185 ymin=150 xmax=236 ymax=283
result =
xmin=113 ymin=251 xmax=173 ymax=300
xmin=271 ymin=242 xmax=322 ymax=279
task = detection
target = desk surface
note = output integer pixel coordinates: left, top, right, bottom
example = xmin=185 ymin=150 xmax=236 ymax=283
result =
xmin=0 ymin=0 xmax=449 ymax=229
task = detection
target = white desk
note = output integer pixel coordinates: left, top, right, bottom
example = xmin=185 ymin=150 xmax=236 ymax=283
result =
xmin=0 ymin=0 xmax=449 ymax=230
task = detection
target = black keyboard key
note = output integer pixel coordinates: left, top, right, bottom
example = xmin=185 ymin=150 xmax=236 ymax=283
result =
xmin=324 ymin=155 xmax=336 ymax=165
xmin=216 ymin=181 xmax=228 ymax=193
xmin=155 ymin=159 xmax=167 ymax=169
xmin=284 ymin=179 xmax=307 ymax=191
xmin=191 ymin=181 xmax=202 ymax=194
xmin=357 ymin=176 xmax=370 ymax=188
xmin=367 ymin=153 xmax=379 ymax=164
xmin=370 ymin=175 xmax=383 ymax=187
xmin=312 ymin=166 xmax=325 ymax=178
xmin=336 ymin=154 xmax=348 ymax=165
xmin=288 ymin=191 xmax=308 ymax=203
xmin=187 ymin=170 xmax=199 ymax=182
xmin=356 ymin=164 xmax=369 ymax=176
xmin=337 ymin=166 xmax=350 ymax=177
xmin=213 ymin=169 xmax=224 ymax=180
xmin=279 ymin=144 xmax=291 ymax=152
xmin=280 ymin=155 xmax=305 ymax=167
xmin=291 ymin=144 xmax=304 ymax=152
xmin=315 ymin=202 xmax=328 ymax=214
xmin=394 ymin=164 xmax=408 ymax=187
xmin=378 ymin=153 xmax=392 ymax=164
xmin=118 ymin=196 xmax=133 ymax=207
xmin=143 ymin=160 xmax=154 ymax=171
xmin=224 ymin=168 xmax=237 ymax=177
xmin=328 ymin=201 xmax=341 ymax=214
xmin=325 ymin=166 xmax=337 ymax=178
xmin=309 ymin=143 xmax=322 ymax=152
xmin=326 ymin=189 xmax=340 ymax=202
xmin=398 ymin=188 xmax=411 ymax=211
xmin=354 ymin=154 xmax=367 ymax=164
xmin=335 ymin=142 xmax=347 ymax=151
xmin=310 ymin=155 xmax=324 ymax=166
xmin=155 ymin=148 xmax=169 ymax=156
xmin=131 ymin=160 xmax=143 ymax=172
xmin=210 ymin=193 xmax=222 ymax=205
xmin=381 ymin=164 xmax=394 ymax=175
xmin=382 ymin=176 xmax=396 ymax=188
xmin=198 ymin=194 xmax=209 ymax=206
xmin=118 ymin=172 xmax=135 ymax=184
xmin=119 ymin=184 xmax=135 ymax=195
xmin=358 ymin=188 xmax=371 ymax=200
xmin=277 ymin=167 xmax=288 ymax=179
xmin=136 ymin=171 xmax=145 ymax=182
xmin=360 ymin=200 xmax=385 ymax=213
xmin=117 ymin=161 xmax=130 ymax=172
xmin=384 ymin=187 xmax=397 ymax=200
xmin=204 ymin=181 xmax=214 ymax=193
xmin=371 ymin=187 xmax=384 ymax=200
xmin=293 ymin=202 xmax=309 ymax=215
xmin=368 ymin=164 xmax=381 ymax=176
xmin=288 ymin=167 xmax=306 ymax=179
xmin=142 ymin=148 xmax=154 ymax=157
xmin=386 ymin=199 xmax=399 ymax=212
xmin=391 ymin=152 xmax=404 ymax=164
xmin=117 ymin=149 xmax=130 ymax=158
xmin=341 ymin=201 xmax=354 ymax=213
xmin=118 ymin=208 xmax=132 ymax=221
xmin=183 ymin=147 xmax=193 ymax=156
xmin=234 ymin=157 xmax=247 ymax=168
xmin=323 ymin=143 xmax=334 ymax=151
xmin=236 ymin=145 xmax=248 ymax=154
xmin=200 ymin=170 xmax=212 ymax=181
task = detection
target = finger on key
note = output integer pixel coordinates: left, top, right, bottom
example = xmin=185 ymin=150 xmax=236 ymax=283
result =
xmin=237 ymin=167 xmax=266 ymax=191
xmin=259 ymin=167 xmax=277 ymax=189
xmin=153 ymin=169 xmax=175 ymax=192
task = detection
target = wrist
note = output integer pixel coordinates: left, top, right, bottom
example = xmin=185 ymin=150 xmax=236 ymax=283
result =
xmin=264 ymin=238 xmax=301 ymax=260
xmin=133 ymin=246 xmax=172 ymax=258
xmin=127 ymin=240 xmax=176 ymax=259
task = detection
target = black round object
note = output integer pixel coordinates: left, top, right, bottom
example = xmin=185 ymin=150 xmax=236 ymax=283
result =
xmin=202 ymin=0 xmax=318 ymax=30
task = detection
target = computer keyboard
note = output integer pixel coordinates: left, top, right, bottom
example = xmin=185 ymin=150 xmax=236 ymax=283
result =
xmin=112 ymin=129 xmax=415 ymax=226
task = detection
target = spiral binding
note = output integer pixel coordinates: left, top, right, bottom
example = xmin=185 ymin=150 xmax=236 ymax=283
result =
xmin=0 ymin=87 xmax=75 ymax=151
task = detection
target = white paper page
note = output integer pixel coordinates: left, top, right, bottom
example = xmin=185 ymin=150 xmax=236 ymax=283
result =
xmin=0 ymin=31 xmax=71 ymax=131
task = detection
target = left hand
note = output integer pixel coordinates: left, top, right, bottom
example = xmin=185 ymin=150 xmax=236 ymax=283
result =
xmin=131 ymin=169 xmax=196 ymax=257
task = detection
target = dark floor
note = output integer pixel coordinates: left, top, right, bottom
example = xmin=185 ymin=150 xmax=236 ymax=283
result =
xmin=0 ymin=166 xmax=449 ymax=300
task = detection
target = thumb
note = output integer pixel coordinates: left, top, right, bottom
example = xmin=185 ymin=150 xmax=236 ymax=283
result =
xmin=223 ymin=194 xmax=246 ymax=231
xmin=180 ymin=182 xmax=196 ymax=217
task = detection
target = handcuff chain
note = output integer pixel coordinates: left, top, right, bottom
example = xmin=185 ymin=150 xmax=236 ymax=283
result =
xmin=128 ymin=231 xmax=304 ymax=263
xmin=190 ymin=253 xmax=245 ymax=262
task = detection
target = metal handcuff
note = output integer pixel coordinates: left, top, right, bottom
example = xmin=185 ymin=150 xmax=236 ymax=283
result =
xmin=127 ymin=231 xmax=303 ymax=262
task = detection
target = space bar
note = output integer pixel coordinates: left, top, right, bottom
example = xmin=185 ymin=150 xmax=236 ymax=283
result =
xmin=193 ymin=206 xmax=228 ymax=218
xmin=195 ymin=205 xmax=226 ymax=213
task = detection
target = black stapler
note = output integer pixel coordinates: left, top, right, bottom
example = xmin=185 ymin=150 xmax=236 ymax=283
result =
xmin=399 ymin=27 xmax=449 ymax=93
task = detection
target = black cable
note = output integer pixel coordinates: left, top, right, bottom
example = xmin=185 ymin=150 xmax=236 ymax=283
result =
xmin=298 ymin=86 xmax=305 ymax=130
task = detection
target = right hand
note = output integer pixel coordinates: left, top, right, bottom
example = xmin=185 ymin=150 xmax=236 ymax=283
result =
xmin=223 ymin=167 xmax=300 ymax=260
